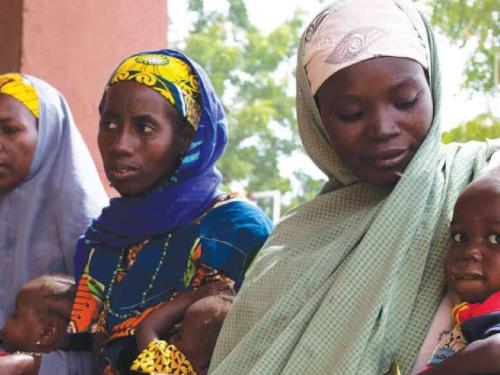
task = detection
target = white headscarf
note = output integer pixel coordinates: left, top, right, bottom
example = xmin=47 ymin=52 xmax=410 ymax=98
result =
xmin=303 ymin=0 xmax=429 ymax=94
xmin=0 ymin=75 xmax=108 ymax=325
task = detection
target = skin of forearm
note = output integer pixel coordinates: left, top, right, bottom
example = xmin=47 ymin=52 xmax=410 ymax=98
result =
xmin=135 ymin=291 xmax=198 ymax=352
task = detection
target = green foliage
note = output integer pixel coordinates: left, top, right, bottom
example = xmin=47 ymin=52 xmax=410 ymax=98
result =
xmin=441 ymin=112 xmax=500 ymax=143
xmin=178 ymin=0 xmax=308 ymax=200
xmin=428 ymin=0 xmax=499 ymax=93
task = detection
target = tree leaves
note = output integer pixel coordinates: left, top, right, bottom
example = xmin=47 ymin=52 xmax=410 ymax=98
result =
xmin=179 ymin=0 xmax=307 ymax=205
xmin=441 ymin=112 xmax=500 ymax=143
xmin=430 ymin=0 xmax=499 ymax=93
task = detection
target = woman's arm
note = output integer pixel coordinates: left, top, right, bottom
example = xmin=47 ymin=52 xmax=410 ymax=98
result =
xmin=135 ymin=281 xmax=232 ymax=352
xmin=420 ymin=334 xmax=500 ymax=375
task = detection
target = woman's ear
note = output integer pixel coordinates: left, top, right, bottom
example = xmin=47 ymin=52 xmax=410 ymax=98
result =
xmin=180 ymin=125 xmax=196 ymax=154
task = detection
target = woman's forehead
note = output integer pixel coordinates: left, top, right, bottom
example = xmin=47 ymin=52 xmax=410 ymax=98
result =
xmin=0 ymin=93 xmax=38 ymax=130
xmin=318 ymin=56 xmax=427 ymax=96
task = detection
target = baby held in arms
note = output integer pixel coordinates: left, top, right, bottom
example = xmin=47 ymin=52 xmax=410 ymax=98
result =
xmin=424 ymin=176 xmax=500 ymax=373
xmin=131 ymin=281 xmax=234 ymax=375
xmin=0 ymin=275 xmax=78 ymax=372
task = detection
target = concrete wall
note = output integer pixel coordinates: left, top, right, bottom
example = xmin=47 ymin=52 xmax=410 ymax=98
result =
xmin=1 ymin=0 xmax=168 ymax=195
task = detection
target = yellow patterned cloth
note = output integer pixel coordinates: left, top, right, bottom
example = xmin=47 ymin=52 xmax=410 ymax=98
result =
xmin=0 ymin=73 xmax=39 ymax=119
xmin=384 ymin=363 xmax=401 ymax=375
xmin=130 ymin=339 xmax=197 ymax=375
xmin=108 ymin=53 xmax=201 ymax=129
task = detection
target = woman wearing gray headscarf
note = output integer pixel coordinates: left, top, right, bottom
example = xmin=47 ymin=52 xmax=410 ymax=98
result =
xmin=210 ymin=1 xmax=500 ymax=374
xmin=0 ymin=73 xmax=108 ymax=374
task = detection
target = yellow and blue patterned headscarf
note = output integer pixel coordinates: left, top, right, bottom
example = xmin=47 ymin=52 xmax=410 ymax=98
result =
xmin=0 ymin=73 xmax=39 ymax=119
xmin=107 ymin=53 xmax=201 ymax=129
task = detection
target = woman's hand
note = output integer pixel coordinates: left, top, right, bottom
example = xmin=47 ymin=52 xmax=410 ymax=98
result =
xmin=421 ymin=334 xmax=500 ymax=375
xmin=0 ymin=354 xmax=41 ymax=375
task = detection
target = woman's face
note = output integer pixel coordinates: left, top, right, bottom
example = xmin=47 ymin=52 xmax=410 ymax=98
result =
xmin=98 ymin=81 xmax=193 ymax=196
xmin=0 ymin=94 xmax=38 ymax=195
xmin=316 ymin=57 xmax=433 ymax=186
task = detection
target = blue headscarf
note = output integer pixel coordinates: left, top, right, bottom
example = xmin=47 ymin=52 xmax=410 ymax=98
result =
xmin=74 ymin=49 xmax=228 ymax=276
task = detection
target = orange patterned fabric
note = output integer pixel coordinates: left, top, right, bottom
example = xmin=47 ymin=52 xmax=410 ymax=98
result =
xmin=109 ymin=305 xmax=160 ymax=340
xmin=68 ymin=274 xmax=102 ymax=334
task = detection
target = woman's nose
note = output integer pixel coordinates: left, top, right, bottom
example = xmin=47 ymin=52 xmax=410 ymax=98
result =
xmin=110 ymin=128 xmax=136 ymax=156
xmin=366 ymin=109 xmax=400 ymax=140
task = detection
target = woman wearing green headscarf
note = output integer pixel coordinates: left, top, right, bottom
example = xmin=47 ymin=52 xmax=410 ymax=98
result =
xmin=210 ymin=1 xmax=500 ymax=374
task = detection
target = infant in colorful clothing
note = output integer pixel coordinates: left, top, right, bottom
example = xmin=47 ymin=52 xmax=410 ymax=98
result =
xmin=130 ymin=281 xmax=234 ymax=375
xmin=425 ymin=176 xmax=500 ymax=370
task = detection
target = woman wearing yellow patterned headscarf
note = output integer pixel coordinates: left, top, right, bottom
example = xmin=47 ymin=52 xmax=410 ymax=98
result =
xmin=70 ymin=49 xmax=272 ymax=375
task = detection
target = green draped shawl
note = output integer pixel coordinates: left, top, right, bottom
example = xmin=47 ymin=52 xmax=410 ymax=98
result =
xmin=210 ymin=4 xmax=500 ymax=375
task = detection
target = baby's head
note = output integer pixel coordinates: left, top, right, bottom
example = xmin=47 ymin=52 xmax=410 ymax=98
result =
xmin=169 ymin=294 xmax=234 ymax=375
xmin=1 ymin=274 xmax=75 ymax=353
xmin=445 ymin=176 xmax=500 ymax=303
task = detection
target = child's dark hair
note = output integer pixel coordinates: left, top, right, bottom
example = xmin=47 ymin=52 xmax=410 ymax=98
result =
xmin=22 ymin=274 xmax=75 ymax=323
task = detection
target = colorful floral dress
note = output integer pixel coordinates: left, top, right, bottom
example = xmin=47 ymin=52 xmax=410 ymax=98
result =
xmin=68 ymin=198 xmax=272 ymax=374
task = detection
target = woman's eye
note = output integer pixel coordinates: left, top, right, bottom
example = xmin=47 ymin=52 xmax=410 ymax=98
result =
xmin=99 ymin=120 xmax=118 ymax=130
xmin=0 ymin=124 xmax=21 ymax=135
xmin=395 ymin=94 xmax=420 ymax=110
xmin=488 ymin=234 xmax=500 ymax=245
xmin=452 ymin=233 xmax=466 ymax=243
xmin=138 ymin=123 xmax=154 ymax=135
xmin=337 ymin=112 xmax=363 ymax=122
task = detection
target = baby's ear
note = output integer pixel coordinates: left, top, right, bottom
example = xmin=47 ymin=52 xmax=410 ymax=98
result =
xmin=37 ymin=320 xmax=62 ymax=352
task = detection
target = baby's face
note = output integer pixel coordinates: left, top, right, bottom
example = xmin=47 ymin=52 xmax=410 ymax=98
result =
xmin=445 ymin=186 xmax=500 ymax=303
xmin=1 ymin=290 xmax=42 ymax=352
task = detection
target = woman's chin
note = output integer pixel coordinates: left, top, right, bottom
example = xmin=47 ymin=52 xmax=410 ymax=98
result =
xmin=356 ymin=170 xmax=403 ymax=187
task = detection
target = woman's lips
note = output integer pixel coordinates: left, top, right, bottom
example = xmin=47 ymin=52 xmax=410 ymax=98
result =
xmin=363 ymin=149 xmax=409 ymax=169
xmin=0 ymin=162 xmax=10 ymax=173
xmin=107 ymin=164 xmax=138 ymax=181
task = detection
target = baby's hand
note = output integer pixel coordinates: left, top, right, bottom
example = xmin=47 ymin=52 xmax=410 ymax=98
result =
xmin=422 ymin=333 xmax=500 ymax=375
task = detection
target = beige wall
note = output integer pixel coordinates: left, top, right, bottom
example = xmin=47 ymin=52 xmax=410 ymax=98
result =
xmin=0 ymin=0 xmax=168 ymax=195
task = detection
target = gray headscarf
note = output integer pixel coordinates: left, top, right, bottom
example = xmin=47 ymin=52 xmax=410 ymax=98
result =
xmin=0 ymin=75 xmax=108 ymax=325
